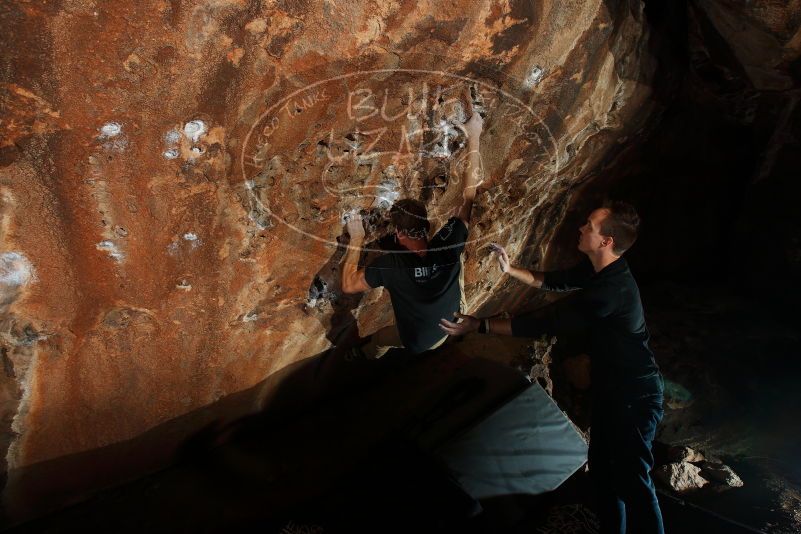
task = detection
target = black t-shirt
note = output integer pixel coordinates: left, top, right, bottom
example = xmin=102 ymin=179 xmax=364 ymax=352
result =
xmin=510 ymin=257 xmax=662 ymax=401
xmin=364 ymin=217 xmax=468 ymax=353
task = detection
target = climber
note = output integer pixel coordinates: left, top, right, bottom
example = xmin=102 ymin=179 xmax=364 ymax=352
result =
xmin=339 ymin=107 xmax=484 ymax=359
xmin=439 ymin=201 xmax=665 ymax=534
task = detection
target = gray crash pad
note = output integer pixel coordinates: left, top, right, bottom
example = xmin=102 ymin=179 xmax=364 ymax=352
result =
xmin=436 ymin=382 xmax=588 ymax=499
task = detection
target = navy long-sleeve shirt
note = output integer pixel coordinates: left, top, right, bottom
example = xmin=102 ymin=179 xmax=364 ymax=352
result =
xmin=510 ymin=257 xmax=662 ymax=401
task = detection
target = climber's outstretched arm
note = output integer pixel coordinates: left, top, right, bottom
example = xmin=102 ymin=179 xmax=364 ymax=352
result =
xmin=341 ymin=214 xmax=371 ymax=294
xmin=456 ymin=112 xmax=484 ymax=226
xmin=439 ymin=313 xmax=513 ymax=336
xmin=490 ymin=243 xmax=545 ymax=288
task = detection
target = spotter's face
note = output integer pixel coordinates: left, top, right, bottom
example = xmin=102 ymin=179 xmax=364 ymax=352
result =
xmin=578 ymin=208 xmax=612 ymax=254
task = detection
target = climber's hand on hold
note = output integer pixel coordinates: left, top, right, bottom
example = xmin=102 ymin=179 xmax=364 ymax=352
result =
xmin=489 ymin=243 xmax=511 ymax=273
xmin=487 ymin=245 xmax=543 ymax=288
xmin=346 ymin=213 xmax=365 ymax=241
xmin=464 ymin=112 xmax=484 ymax=140
xmin=439 ymin=312 xmax=480 ymax=336
xmin=342 ymin=212 xmax=370 ymax=294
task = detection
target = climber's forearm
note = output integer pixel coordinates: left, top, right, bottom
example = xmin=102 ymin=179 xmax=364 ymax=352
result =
xmin=341 ymin=236 xmax=366 ymax=293
xmin=463 ymin=135 xmax=481 ymax=201
xmin=457 ymin=136 xmax=481 ymax=224
xmin=507 ymin=266 xmax=545 ymax=288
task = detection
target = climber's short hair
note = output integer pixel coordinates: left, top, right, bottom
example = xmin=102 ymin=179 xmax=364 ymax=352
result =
xmin=600 ymin=200 xmax=640 ymax=255
xmin=390 ymin=199 xmax=430 ymax=239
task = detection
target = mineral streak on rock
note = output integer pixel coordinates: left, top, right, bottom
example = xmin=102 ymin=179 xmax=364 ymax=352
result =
xmin=0 ymin=0 xmax=755 ymax=523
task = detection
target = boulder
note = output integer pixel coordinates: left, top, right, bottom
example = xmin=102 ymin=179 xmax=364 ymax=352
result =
xmin=655 ymin=462 xmax=709 ymax=492
xmin=700 ymin=461 xmax=744 ymax=488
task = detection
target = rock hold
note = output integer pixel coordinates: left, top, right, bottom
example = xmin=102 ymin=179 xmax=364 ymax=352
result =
xmin=655 ymin=462 xmax=709 ymax=492
xmin=699 ymin=461 xmax=744 ymax=488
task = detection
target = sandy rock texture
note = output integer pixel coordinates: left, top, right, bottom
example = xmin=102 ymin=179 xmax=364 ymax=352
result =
xmin=700 ymin=461 xmax=744 ymax=488
xmin=0 ymin=0 xmax=654 ymax=476
xmin=656 ymin=462 xmax=709 ymax=492
xmin=0 ymin=0 xmax=664 ymax=522
xmin=2 ymin=0 xmax=800 ymax=525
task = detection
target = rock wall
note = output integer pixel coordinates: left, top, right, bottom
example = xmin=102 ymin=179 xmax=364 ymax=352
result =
xmin=0 ymin=0 xmax=658 ymax=521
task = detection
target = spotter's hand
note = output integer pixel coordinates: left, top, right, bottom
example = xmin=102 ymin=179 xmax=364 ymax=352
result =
xmin=346 ymin=213 xmax=365 ymax=240
xmin=439 ymin=312 xmax=480 ymax=336
xmin=489 ymin=243 xmax=511 ymax=273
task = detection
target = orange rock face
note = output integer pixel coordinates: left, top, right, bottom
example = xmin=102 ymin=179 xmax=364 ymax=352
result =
xmin=0 ymin=0 xmax=661 ymax=520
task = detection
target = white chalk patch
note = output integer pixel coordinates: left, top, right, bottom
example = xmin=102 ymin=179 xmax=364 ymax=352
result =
xmin=103 ymin=138 xmax=128 ymax=152
xmin=431 ymin=144 xmax=451 ymax=159
xmin=96 ymin=240 xmax=124 ymax=262
xmin=183 ymin=120 xmax=207 ymax=143
xmin=340 ymin=208 xmax=361 ymax=226
xmin=164 ymin=130 xmax=182 ymax=145
xmin=440 ymin=120 xmax=455 ymax=136
xmin=242 ymin=311 xmax=259 ymax=322
xmin=453 ymin=103 xmax=467 ymax=124
xmin=374 ymin=180 xmax=400 ymax=209
xmin=431 ymin=120 xmax=455 ymax=159
xmin=100 ymin=122 xmax=122 ymax=138
xmin=183 ymin=232 xmax=198 ymax=241
xmin=176 ymin=280 xmax=192 ymax=291
xmin=0 ymin=252 xmax=34 ymax=287
xmin=163 ymin=148 xmax=180 ymax=159
xmin=524 ymin=66 xmax=545 ymax=87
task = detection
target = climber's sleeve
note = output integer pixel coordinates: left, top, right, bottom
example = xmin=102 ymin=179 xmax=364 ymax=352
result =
xmin=510 ymin=310 xmax=556 ymax=339
xmin=510 ymin=297 xmax=589 ymax=340
xmin=431 ymin=217 xmax=468 ymax=254
xmin=364 ymin=254 xmax=392 ymax=288
xmin=541 ymin=259 xmax=594 ymax=292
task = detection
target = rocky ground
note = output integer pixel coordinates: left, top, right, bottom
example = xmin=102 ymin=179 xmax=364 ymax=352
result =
xmin=7 ymin=281 xmax=796 ymax=533
xmin=645 ymin=282 xmax=801 ymax=533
